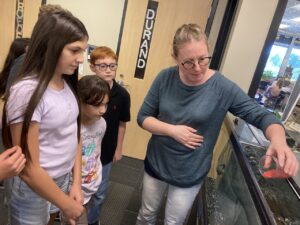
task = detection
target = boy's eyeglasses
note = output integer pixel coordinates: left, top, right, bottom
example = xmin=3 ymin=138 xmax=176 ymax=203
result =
xmin=181 ymin=56 xmax=211 ymax=70
xmin=94 ymin=63 xmax=118 ymax=71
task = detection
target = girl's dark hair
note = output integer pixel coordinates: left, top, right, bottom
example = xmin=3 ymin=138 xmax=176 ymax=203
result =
xmin=0 ymin=38 xmax=30 ymax=97
xmin=2 ymin=10 xmax=88 ymax=160
xmin=78 ymin=75 xmax=110 ymax=106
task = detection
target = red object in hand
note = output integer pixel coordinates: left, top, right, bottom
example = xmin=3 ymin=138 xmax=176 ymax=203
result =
xmin=262 ymin=169 xmax=290 ymax=179
xmin=259 ymin=155 xmax=290 ymax=179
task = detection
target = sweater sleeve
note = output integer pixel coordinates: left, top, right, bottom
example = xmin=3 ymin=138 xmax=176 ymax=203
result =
xmin=137 ymin=72 xmax=163 ymax=127
xmin=228 ymin=82 xmax=282 ymax=134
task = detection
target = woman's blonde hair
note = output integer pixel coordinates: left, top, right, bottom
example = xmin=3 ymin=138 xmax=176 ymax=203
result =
xmin=172 ymin=23 xmax=209 ymax=58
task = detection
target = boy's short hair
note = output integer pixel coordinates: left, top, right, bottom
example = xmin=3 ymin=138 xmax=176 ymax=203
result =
xmin=90 ymin=46 xmax=117 ymax=65
xmin=78 ymin=75 xmax=110 ymax=106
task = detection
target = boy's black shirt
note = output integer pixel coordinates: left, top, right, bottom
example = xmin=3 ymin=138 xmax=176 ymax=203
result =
xmin=100 ymin=79 xmax=131 ymax=165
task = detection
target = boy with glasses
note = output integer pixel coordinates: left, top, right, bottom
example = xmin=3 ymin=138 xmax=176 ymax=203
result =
xmin=88 ymin=46 xmax=131 ymax=225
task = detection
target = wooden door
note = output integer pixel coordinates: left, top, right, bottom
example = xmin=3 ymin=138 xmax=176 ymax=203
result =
xmin=0 ymin=0 xmax=16 ymax=69
xmin=117 ymin=0 xmax=212 ymax=159
xmin=23 ymin=0 xmax=41 ymax=37
xmin=0 ymin=0 xmax=40 ymax=114
xmin=0 ymin=0 xmax=40 ymax=69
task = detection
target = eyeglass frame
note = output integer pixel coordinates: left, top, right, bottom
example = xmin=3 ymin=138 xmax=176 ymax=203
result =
xmin=93 ymin=63 xmax=118 ymax=71
xmin=181 ymin=56 xmax=212 ymax=70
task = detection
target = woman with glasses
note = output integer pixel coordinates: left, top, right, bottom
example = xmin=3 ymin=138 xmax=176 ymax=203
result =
xmin=136 ymin=23 xmax=298 ymax=225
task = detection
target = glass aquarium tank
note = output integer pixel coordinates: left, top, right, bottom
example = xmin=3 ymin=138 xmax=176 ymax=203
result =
xmin=201 ymin=136 xmax=300 ymax=225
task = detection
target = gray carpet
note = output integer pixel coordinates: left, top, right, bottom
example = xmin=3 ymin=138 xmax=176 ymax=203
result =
xmin=0 ymin=156 xmax=198 ymax=225
xmin=0 ymin=185 xmax=8 ymax=225
xmin=100 ymin=156 xmax=148 ymax=225
xmin=105 ymin=156 xmax=197 ymax=225
xmin=0 ymin=157 xmax=150 ymax=225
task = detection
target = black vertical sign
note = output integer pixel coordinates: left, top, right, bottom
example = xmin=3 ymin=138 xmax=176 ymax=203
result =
xmin=15 ymin=0 xmax=24 ymax=38
xmin=134 ymin=1 xmax=158 ymax=79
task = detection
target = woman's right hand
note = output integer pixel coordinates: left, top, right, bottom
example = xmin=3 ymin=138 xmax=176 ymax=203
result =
xmin=170 ymin=125 xmax=204 ymax=149
xmin=61 ymin=198 xmax=84 ymax=225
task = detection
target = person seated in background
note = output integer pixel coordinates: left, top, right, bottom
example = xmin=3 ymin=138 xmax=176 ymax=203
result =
xmin=264 ymin=79 xmax=283 ymax=99
xmin=264 ymin=79 xmax=284 ymax=109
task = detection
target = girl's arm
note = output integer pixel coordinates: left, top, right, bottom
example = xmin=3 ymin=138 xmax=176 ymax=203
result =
xmin=10 ymin=122 xmax=84 ymax=223
xmin=69 ymin=138 xmax=83 ymax=204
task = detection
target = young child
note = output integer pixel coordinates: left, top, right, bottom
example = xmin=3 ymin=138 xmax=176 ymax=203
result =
xmin=62 ymin=75 xmax=110 ymax=225
xmin=88 ymin=46 xmax=131 ymax=225
xmin=2 ymin=9 xmax=88 ymax=225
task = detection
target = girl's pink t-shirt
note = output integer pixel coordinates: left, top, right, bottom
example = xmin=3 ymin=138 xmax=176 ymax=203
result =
xmin=7 ymin=78 xmax=79 ymax=178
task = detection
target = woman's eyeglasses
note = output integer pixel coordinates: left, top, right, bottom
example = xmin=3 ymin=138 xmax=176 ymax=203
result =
xmin=94 ymin=63 xmax=118 ymax=71
xmin=181 ymin=56 xmax=211 ymax=70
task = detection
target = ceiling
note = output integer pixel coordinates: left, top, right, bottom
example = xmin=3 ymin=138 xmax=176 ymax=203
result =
xmin=279 ymin=0 xmax=300 ymax=36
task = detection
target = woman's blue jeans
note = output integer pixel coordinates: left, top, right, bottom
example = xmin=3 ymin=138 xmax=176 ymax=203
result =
xmin=136 ymin=172 xmax=202 ymax=225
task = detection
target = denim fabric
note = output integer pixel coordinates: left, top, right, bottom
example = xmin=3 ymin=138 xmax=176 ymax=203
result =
xmin=136 ymin=172 xmax=202 ymax=225
xmin=87 ymin=162 xmax=112 ymax=224
xmin=50 ymin=173 xmax=71 ymax=213
xmin=8 ymin=173 xmax=70 ymax=225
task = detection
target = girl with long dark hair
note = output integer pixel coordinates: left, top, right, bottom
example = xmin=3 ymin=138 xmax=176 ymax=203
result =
xmin=2 ymin=9 xmax=88 ymax=225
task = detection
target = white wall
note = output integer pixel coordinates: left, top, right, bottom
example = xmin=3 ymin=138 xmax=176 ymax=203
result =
xmin=220 ymin=0 xmax=278 ymax=92
xmin=47 ymin=0 xmax=125 ymax=75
